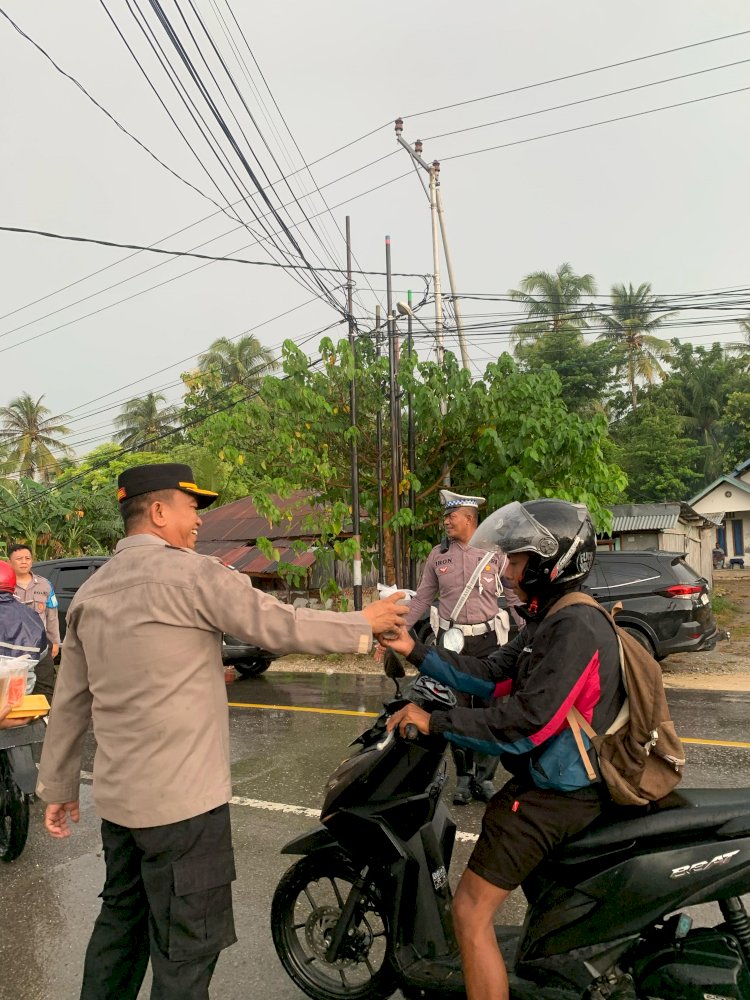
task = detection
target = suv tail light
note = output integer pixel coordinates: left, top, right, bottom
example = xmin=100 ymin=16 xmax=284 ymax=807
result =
xmin=661 ymin=584 xmax=704 ymax=598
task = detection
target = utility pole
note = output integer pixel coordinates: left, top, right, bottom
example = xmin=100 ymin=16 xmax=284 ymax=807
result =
xmin=374 ymin=305 xmax=385 ymax=583
xmin=394 ymin=119 xmax=470 ymax=372
xmin=385 ymin=235 xmax=402 ymax=586
xmin=345 ymin=216 xmax=362 ymax=610
xmin=406 ymin=288 xmax=417 ymax=590
xmin=434 ymin=175 xmax=470 ymax=372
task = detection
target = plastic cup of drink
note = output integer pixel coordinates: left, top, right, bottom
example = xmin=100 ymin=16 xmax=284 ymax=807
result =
xmin=0 ymin=658 xmax=30 ymax=709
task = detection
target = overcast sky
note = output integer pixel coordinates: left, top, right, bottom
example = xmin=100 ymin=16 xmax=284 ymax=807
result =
xmin=1 ymin=1 xmax=749 ymax=457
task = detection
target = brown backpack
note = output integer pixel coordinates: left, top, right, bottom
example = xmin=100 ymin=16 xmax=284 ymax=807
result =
xmin=548 ymin=592 xmax=686 ymax=808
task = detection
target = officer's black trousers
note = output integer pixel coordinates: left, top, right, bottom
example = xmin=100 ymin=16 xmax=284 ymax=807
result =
xmin=80 ymin=804 xmax=236 ymax=1000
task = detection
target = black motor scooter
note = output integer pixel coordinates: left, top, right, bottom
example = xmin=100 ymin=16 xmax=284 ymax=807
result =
xmin=271 ymin=663 xmax=750 ymax=999
xmin=0 ymin=718 xmax=46 ymax=862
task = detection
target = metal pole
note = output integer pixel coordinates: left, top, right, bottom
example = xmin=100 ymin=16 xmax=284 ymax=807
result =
xmin=434 ymin=174 xmax=470 ymax=372
xmin=407 ymin=288 xmax=417 ymax=590
xmin=374 ymin=305 xmax=385 ymax=584
xmin=345 ymin=217 xmax=362 ymax=610
xmin=385 ymin=235 xmax=402 ymax=586
xmin=429 ymin=165 xmax=445 ymax=369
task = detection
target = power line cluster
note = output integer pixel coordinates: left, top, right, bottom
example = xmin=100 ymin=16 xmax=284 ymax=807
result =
xmin=0 ymin=16 xmax=747 ymax=365
xmin=1 ymin=13 xmax=749 ymax=501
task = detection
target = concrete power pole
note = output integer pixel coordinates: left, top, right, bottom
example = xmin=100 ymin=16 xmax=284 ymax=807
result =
xmin=345 ymin=216 xmax=362 ymax=610
xmin=394 ymin=119 xmax=470 ymax=372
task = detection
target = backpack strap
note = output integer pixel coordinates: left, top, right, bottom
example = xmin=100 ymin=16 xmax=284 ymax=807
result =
xmin=551 ymin=591 xmax=630 ymax=780
xmin=566 ymin=706 xmax=598 ymax=781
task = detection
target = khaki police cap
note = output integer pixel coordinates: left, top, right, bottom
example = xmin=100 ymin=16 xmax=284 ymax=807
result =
xmin=117 ymin=463 xmax=218 ymax=509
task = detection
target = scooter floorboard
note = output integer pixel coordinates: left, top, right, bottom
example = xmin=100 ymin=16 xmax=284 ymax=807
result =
xmin=400 ymin=929 xmax=579 ymax=1000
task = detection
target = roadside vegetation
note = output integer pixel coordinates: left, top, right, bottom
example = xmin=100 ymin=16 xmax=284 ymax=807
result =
xmin=1 ymin=265 xmax=748 ymax=592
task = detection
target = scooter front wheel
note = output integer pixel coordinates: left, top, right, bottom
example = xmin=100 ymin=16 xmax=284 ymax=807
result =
xmin=0 ymin=754 xmax=30 ymax=862
xmin=271 ymin=851 xmax=396 ymax=1000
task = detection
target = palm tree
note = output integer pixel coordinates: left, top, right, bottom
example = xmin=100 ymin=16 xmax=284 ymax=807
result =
xmin=0 ymin=392 xmax=71 ymax=480
xmin=197 ymin=335 xmax=277 ymax=390
xmin=727 ymin=316 xmax=750 ymax=370
xmin=509 ymin=262 xmax=597 ymax=351
xmin=597 ymin=282 xmax=673 ymax=409
xmin=114 ymin=393 xmax=179 ymax=451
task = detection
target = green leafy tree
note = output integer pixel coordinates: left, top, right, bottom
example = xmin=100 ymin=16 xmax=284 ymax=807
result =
xmin=509 ymin=262 xmax=597 ymax=349
xmin=727 ymin=316 xmax=750 ymax=371
xmin=0 ymin=478 xmax=75 ymax=558
xmin=197 ymin=335 xmax=277 ymax=389
xmin=189 ymin=338 xmax=627 ymax=586
xmin=610 ymin=398 xmax=704 ymax=501
xmin=663 ymin=342 xmax=735 ymax=483
xmin=514 ymin=328 xmax=618 ymax=414
xmin=0 ymin=392 xmax=70 ymax=480
xmin=114 ymin=393 xmax=180 ymax=452
xmin=721 ymin=391 xmax=750 ymax=468
xmin=597 ymin=282 xmax=673 ymax=409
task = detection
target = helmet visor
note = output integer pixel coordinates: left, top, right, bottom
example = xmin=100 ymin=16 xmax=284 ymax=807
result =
xmin=469 ymin=500 xmax=560 ymax=558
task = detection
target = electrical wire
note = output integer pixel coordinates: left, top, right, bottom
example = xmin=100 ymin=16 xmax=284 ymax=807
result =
xmin=140 ymin=0 xmax=347 ymax=314
xmin=404 ymin=28 xmax=750 ymax=120
xmin=0 ymin=225 xmax=433 ymax=278
xmin=442 ymin=85 xmax=750 ymax=163
xmin=0 ymin=5 xmax=233 ymax=215
xmin=424 ymin=57 xmax=750 ymax=143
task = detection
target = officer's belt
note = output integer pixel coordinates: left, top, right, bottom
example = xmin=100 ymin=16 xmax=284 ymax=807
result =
xmin=438 ymin=617 xmax=496 ymax=636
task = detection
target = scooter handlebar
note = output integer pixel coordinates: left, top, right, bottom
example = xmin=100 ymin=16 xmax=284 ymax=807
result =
xmin=404 ymin=723 xmax=419 ymax=741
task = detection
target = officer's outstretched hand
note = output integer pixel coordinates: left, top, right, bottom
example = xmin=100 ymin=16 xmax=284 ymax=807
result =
xmin=362 ymin=592 xmax=409 ymax=638
xmin=44 ymin=801 xmax=80 ymax=839
xmin=377 ymin=626 xmax=415 ymax=658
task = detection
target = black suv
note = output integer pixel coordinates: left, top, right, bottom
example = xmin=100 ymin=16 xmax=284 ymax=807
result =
xmin=33 ymin=557 xmax=276 ymax=677
xmin=584 ymin=550 xmax=719 ymax=658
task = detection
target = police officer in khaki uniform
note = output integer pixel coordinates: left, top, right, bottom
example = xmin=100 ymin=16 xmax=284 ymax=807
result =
xmin=404 ymin=490 xmax=521 ymax=804
xmin=8 ymin=543 xmax=60 ymax=698
xmin=36 ymin=463 xmax=408 ymax=1000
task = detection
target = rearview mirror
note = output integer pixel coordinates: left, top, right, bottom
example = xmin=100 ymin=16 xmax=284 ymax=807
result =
xmin=383 ymin=648 xmax=406 ymax=681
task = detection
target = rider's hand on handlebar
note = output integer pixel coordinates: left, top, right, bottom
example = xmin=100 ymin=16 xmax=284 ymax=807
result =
xmin=377 ymin=626 xmax=415 ymax=658
xmin=386 ymin=703 xmax=430 ymax=738
xmin=362 ymin=592 xmax=409 ymax=640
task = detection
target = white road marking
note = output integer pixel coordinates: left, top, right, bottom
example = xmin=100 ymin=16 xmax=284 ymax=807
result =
xmin=78 ymin=772 xmax=479 ymax=843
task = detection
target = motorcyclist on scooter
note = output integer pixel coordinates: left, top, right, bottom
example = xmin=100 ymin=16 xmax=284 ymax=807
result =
xmin=0 ymin=560 xmax=46 ymax=718
xmin=383 ymin=499 xmax=626 ymax=1000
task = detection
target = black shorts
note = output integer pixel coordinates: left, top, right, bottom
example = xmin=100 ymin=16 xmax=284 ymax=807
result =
xmin=468 ymin=777 xmax=604 ymax=891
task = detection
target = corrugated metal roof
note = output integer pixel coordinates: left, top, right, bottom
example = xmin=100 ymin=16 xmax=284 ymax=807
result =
xmin=609 ymin=502 xmax=724 ymax=534
xmin=196 ymin=538 xmax=317 ymax=577
xmin=197 ymin=490 xmax=323 ymax=543
xmin=611 ymin=513 xmax=679 ymax=532
xmin=610 ymin=503 xmax=680 ymax=533
xmin=196 ymin=491 xmax=355 ymax=577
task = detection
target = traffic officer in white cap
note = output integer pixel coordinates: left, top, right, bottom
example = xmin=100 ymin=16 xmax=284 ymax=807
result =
xmin=403 ymin=489 xmax=521 ymax=804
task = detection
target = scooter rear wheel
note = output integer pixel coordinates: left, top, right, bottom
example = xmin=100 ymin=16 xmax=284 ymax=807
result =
xmin=271 ymin=852 xmax=396 ymax=1000
xmin=0 ymin=755 xmax=30 ymax=862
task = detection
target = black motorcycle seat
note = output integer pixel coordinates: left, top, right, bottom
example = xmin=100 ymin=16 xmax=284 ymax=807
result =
xmin=560 ymin=788 xmax=750 ymax=857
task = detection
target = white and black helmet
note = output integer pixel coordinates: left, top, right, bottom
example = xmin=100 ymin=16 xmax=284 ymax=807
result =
xmin=470 ymin=498 xmax=597 ymax=597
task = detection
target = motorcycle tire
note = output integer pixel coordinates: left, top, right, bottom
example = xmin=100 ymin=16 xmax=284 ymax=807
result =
xmin=0 ymin=755 xmax=30 ymax=863
xmin=271 ymin=852 xmax=396 ymax=1000
xmin=233 ymin=657 xmax=272 ymax=678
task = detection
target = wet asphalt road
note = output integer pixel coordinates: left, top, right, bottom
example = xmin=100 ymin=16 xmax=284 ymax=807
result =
xmin=1 ymin=673 xmax=750 ymax=1000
